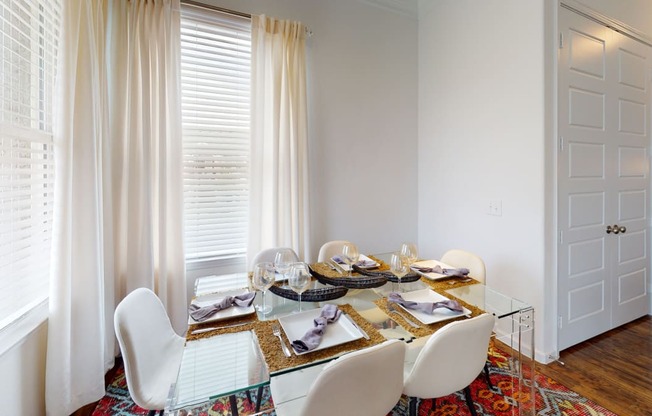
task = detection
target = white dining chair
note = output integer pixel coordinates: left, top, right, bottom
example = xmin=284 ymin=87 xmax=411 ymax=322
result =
xmin=270 ymin=339 xmax=406 ymax=416
xmin=317 ymin=240 xmax=351 ymax=262
xmin=403 ymin=313 xmax=495 ymax=416
xmin=251 ymin=247 xmax=299 ymax=271
xmin=440 ymin=249 xmax=493 ymax=387
xmin=114 ymin=288 xmax=185 ymax=416
xmin=441 ymin=249 xmax=486 ymax=283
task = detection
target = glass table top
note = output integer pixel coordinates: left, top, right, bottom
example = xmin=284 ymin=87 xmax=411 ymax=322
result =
xmin=446 ymin=284 xmax=531 ymax=319
xmin=172 ymin=330 xmax=269 ymax=410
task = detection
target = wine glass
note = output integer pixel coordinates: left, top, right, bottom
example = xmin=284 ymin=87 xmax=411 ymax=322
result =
xmin=400 ymin=242 xmax=418 ymax=267
xmin=274 ymin=249 xmax=294 ymax=281
xmin=341 ymin=242 xmax=360 ymax=277
xmin=253 ymin=262 xmax=274 ymax=314
xmin=390 ymin=252 xmax=409 ymax=293
xmin=289 ymin=262 xmax=312 ymax=312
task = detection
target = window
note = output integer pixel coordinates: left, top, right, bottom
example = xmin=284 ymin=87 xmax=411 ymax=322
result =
xmin=0 ymin=0 xmax=60 ymax=329
xmin=180 ymin=4 xmax=251 ymax=265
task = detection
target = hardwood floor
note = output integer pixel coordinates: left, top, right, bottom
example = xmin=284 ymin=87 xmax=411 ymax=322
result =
xmin=536 ymin=315 xmax=652 ymax=416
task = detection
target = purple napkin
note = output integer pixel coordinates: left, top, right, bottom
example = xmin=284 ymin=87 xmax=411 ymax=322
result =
xmin=291 ymin=304 xmax=342 ymax=353
xmin=332 ymin=255 xmax=376 ymax=268
xmin=388 ymin=292 xmax=463 ymax=314
xmin=189 ymin=292 xmax=256 ymax=322
xmin=414 ymin=264 xmax=469 ymax=277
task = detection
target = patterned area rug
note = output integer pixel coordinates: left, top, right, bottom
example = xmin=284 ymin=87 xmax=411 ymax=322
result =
xmin=92 ymin=343 xmax=617 ymax=416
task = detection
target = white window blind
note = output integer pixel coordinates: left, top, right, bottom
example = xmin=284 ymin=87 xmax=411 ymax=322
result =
xmin=180 ymin=4 xmax=251 ymax=262
xmin=0 ymin=0 xmax=60 ymax=329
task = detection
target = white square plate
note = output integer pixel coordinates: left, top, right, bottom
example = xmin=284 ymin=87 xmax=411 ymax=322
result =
xmin=331 ymin=253 xmax=379 ymax=271
xmin=395 ymin=288 xmax=471 ymax=325
xmin=410 ymin=259 xmax=456 ymax=280
xmin=188 ymin=289 xmax=256 ymax=325
xmin=278 ymin=308 xmax=364 ymax=355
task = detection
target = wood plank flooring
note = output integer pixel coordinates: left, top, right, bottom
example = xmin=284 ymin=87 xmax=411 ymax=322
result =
xmin=536 ymin=315 xmax=652 ymax=416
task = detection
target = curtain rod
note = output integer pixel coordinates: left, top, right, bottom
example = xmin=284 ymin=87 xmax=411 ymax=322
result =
xmin=181 ymin=0 xmax=251 ymax=19
xmin=180 ymin=0 xmax=313 ymax=37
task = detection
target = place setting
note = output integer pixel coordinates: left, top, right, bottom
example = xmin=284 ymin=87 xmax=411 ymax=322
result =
xmin=310 ymin=242 xmax=390 ymax=288
xmin=186 ymin=288 xmax=259 ymax=339
xmin=374 ymin=287 xmax=473 ymax=338
xmin=258 ymin=303 xmax=384 ymax=373
xmin=410 ymin=259 xmax=474 ymax=284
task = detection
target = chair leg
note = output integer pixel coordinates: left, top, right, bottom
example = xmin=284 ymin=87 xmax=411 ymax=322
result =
xmin=463 ymin=386 xmax=477 ymax=416
xmin=408 ymin=397 xmax=418 ymax=416
xmin=483 ymin=361 xmax=494 ymax=390
xmin=255 ymin=385 xmax=264 ymax=413
xmin=229 ymin=394 xmax=239 ymax=416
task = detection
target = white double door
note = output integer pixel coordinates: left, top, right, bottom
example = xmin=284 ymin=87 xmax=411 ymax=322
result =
xmin=558 ymin=7 xmax=651 ymax=350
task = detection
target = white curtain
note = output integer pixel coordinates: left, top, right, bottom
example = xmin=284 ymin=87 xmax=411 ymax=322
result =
xmin=46 ymin=1 xmax=185 ymax=415
xmin=249 ymin=15 xmax=311 ymax=265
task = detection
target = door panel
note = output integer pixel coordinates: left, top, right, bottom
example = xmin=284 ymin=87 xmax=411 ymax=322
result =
xmin=568 ymin=88 xmax=605 ymax=128
xmin=618 ymin=99 xmax=646 ymax=135
xmin=559 ymin=9 xmax=612 ymax=349
xmin=558 ymin=7 xmax=651 ymax=350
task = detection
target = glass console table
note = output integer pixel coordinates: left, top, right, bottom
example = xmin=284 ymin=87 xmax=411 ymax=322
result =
xmin=166 ymin=265 xmax=536 ymax=416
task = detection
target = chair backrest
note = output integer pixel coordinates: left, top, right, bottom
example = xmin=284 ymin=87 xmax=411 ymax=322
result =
xmin=317 ymin=240 xmax=351 ymax=262
xmin=441 ymin=249 xmax=486 ymax=283
xmin=250 ymin=247 xmax=299 ymax=271
xmin=114 ymin=288 xmax=185 ymax=410
xmin=300 ymin=339 xmax=406 ymax=416
xmin=403 ymin=313 xmax=495 ymax=399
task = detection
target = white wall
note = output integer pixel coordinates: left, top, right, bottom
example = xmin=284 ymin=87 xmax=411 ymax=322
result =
xmin=0 ymin=321 xmax=47 ymax=415
xmin=417 ymin=0 xmax=550 ymax=360
xmin=200 ymin=0 xmax=419 ymax=259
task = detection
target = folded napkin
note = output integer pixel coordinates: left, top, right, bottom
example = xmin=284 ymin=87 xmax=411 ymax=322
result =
xmin=388 ymin=292 xmax=463 ymax=314
xmin=332 ymin=255 xmax=376 ymax=268
xmin=189 ymin=292 xmax=256 ymax=322
xmin=291 ymin=304 xmax=342 ymax=353
xmin=414 ymin=264 xmax=470 ymax=277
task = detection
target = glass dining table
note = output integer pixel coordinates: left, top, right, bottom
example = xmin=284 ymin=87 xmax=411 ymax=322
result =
xmin=165 ymin=254 xmax=536 ymax=416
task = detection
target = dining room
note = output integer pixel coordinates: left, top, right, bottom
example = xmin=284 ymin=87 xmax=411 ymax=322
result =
xmin=1 ymin=0 xmax=651 ymax=415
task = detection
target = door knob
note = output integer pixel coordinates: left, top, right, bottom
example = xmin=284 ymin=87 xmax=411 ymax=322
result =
xmin=612 ymin=224 xmax=620 ymax=234
xmin=619 ymin=226 xmax=626 ymax=234
xmin=606 ymin=225 xmax=613 ymax=234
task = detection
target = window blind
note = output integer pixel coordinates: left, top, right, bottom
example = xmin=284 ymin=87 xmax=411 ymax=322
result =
xmin=180 ymin=4 xmax=251 ymax=262
xmin=0 ymin=0 xmax=60 ymax=329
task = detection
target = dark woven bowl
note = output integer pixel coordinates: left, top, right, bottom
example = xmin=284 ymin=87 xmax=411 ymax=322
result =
xmin=268 ymin=284 xmax=348 ymax=301
xmin=309 ymin=265 xmax=388 ymax=289
xmin=352 ymin=265 xmax=421 ymax=283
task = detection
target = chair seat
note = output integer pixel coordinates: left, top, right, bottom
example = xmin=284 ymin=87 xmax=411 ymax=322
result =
xmin=270 ymin=362 xmax=327 ymax=407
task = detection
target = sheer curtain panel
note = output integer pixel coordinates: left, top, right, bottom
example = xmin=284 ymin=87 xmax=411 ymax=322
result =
xmin=46 ymin=1 xmax=185 ymax=415
xmin=249 ymin=15 xmax=311 ymax=265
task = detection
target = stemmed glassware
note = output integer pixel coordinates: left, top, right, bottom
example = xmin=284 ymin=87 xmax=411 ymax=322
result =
xmin=289 ymin=262 xmax=312 ymax=312
xmin=341 ymin=242 xmax=360 ymax=277
xmin=390 ymin=252 xmax=409 ymax=293
xmin=253 ymin=262 xmax=274 ymax=314
xmin=274 ymin=249 xmax=294 ymax=281
xmin=400 ymin=242 xmax=418 ymax=268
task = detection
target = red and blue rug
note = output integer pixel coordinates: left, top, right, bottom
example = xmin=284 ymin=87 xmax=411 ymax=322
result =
xmin=92 ymin=343 xmax=617 ymax=416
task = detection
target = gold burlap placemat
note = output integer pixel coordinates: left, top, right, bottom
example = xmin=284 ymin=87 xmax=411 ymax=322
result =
xmin=373 ymin=276 xmax=486 ymax=338
xmin=186 ymin=304 xmax=384 ymax=374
